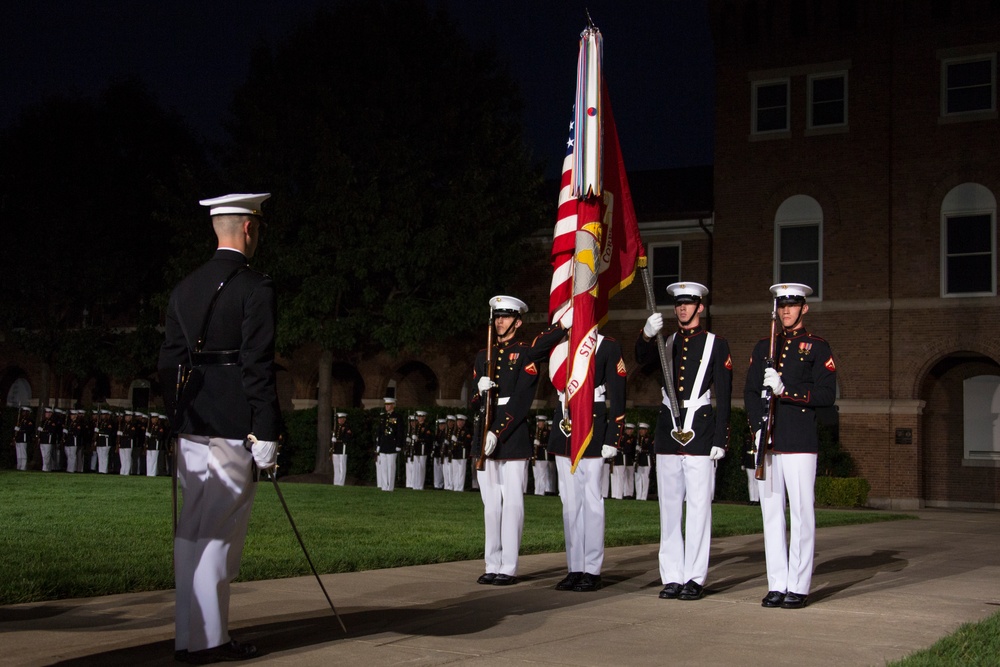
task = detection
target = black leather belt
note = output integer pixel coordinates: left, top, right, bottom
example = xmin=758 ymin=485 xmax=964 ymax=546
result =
xmin=191 ymin=350 xmax=240 ymax=366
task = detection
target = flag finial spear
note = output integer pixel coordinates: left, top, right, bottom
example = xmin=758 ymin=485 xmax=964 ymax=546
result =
xmin=585 ymin=8 xmax=596 ymax=30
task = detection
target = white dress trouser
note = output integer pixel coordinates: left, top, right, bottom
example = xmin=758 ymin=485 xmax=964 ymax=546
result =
xmin=15 ymin=442 xmax=28 ymax=470
xmin=610 ymin=465 xmax=625 ymax=499
xmin=477 ymin=459 xmax=527 ymax=576
xmin=745 ymin=468 xmax=760 ymax=502
xmin=174 ymin=435 xmax=256 ymax=652
xmin=97 ymin=446 xmax=111 ymax=473
xmin=624 ymin=466 xmax=635 ymax=497
xmin=411 ymin=455 xmax=427 ymax=489
xmin=147 ymin=450 xmax=161 ymax=477
xmin=601 ymin=463 xmax=610 ymax=498
xmin=635 ymin=466 xmax=651 ymax=500
xmin=450 ymin=459 xmax=466 ymax=491
xmin=532 ymin=460 xmax=549 ymax=495
xmin=40 ymin=444 xmax=53 ymax=471
xmin=331 ymin=453 xmax=347 ymax=485
xmin=119 ymin=447 xmax=133 ymax=475
xmin=433 ymin=458 xmax=444 ymax=488
xmin=556 ymin=456 xmax=605 ymax=575
xmin=758 ymin=452 xmax=817 ymax=595
xmin=377 ymin=453 xmax=397 ymax=491
xmin=65 ymin=446 xmax=78 ymax=472
xmin=656 ymin=454 xmax=714 ymax=586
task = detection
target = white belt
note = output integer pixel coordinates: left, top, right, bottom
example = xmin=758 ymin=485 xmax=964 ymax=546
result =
xmin=661 ymin=388 xmax=712 ymax=412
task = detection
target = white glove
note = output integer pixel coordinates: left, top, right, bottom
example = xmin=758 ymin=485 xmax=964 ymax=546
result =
xmin=558 ymin=306 xmax=573 ymax=329
xmin=484 ymin=431 xmax=498 ymax=456
xmin=754 ymin=430 xmax=763 ymax=448
xmin=602 ymin=445 xmax=617 ymax=459
xmin=477 ymin=376 xmax=496 ymax=394
xmin=247 ymin=433 xmax=278 ymax=470
xmin=533 ymin=438 xmax=540 ymax=446
xmin=330 ymin=436 xmax=337 ymax=443
xmin=643 ymin=313 xmax=664 ymax=338
xmin=117 ymin=431 xmax=123 ymax=436
xmin=450 ymin=435 xmax=458 ymax=443
xmin=709 ymin=446 xmax=725 ymax=460
xmin=407 ymin=435 xmax=414 ymax=443
xmin=13 ymin=426 xmax=19 ymax=432
xmin=763 ymin=368 xmax=785 ymax=395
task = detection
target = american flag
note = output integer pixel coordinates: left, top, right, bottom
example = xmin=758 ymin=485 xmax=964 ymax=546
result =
xmin=548 ymin=29 xmax=643 ymax=471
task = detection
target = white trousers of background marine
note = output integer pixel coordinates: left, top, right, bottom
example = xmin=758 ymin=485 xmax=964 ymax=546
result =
xmin=15 ymin=442 xmax=28 ymax=470
xmin=174 ymin=435 xmax=256 ymax=653
xmin=331 ymin=453 xmax=347 ymax=486
xmin=377 ymin=452 xmax=397 ymax=491
xmin=758 ymin=452 xmax=817 ymax=596
xmin=657 ymin=454 xmax=714 ymax=586
xmin=556 ymin=456 xmax=605 ymax=576
xmin=449 ymin=459 xmax=466 ymax=491
xmin=477 ymin=459 xmax=527 ymax=577
xmin=634 ymin=465 xmax=650 ymax=500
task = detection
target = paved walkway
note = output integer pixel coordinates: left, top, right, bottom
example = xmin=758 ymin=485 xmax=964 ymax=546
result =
xmin=2 ymin=509 xmax=998 ymax=666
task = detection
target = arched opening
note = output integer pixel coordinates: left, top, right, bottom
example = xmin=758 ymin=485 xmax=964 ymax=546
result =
xmin=920 ymin=353 xmax=1000 ymax=507
xmin=393 ymin=361 xmax=439 ymax=408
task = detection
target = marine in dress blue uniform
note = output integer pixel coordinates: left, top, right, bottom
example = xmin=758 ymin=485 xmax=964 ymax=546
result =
xmin=744 ymin=283 xmax=836 ymax=610
xmin=634 ymin=422 xmax=653 ymax=501
xmin=158 ymin=193 xmax=281 ymax=663
xmin=375 ymin=398 xmax=405 ymax=491
xmin=636 ymin=282 xmax=732 ymax=601
xmin=470 ymin=295 xmax=566 ymax=585
xmin=330 ymin=412 xmax=352 ymax=486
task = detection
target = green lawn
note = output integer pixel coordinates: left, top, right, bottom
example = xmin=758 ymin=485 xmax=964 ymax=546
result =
xmin=0 ymin=470 xmax=912 ymax=605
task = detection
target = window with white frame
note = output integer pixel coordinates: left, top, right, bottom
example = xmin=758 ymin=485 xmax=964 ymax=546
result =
xmin=752 ymin=79 xmax=790 ymax=134
xmin=941 ymin=183 xmax=997 ymax=296
xmin=808 ymin=71 xmax=847 ymax=128
xmin=651 ymin=243 xmax=681 ymax=306
xmin=942 ymin=54 xmax=996 ymax=116
xmin=774 ymin=195 xmax=822 ymax=297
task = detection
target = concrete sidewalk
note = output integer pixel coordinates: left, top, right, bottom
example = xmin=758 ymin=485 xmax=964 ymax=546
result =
xmin=3 ymin=509 xmax=998 ymax=666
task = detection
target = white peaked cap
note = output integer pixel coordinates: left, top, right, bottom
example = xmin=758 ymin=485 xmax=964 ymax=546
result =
xmin=199 ymin=193 xmax=270 ymax=216
xmin=667 ymin=282 xmax=709 ymax=303
xmin=638 ymin=422 xmax=650 ymax=428
xmin=770 ymin=283 xmax=813 ymax=302
xmin=490 ymin=295 xmax=528 ymax=314
xmin=336 ymin=412 xmax=348 ymax=418
xmin=456 ymin=413 xmax=468 ymax=420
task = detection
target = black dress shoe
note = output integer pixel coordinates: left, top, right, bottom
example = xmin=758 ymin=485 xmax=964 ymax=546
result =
xmin=658 ymin=582 xmax=683 ymax=599
xmin=477 ymin=572 xmax=497 ymax=585
xmin=761 ymin=590 xmax=786 ymax=608
xmin=177 ymin=640 xmax=258 ymax=664
xmin=492 ymin=574 xmax=517 ymax=586
xmin=572 ymin=573 xmax=602 ymax=592
xmin=555 ymin=571 xmax=583 ymax=591
xmin=781 ymin=592 xmax=808 ymax=609
xmin=678 ymin=580 xmax=704 ymax=600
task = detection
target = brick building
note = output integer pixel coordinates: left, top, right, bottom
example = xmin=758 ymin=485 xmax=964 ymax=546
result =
xmin=707 ymin=0 xmax=1000 ymax=508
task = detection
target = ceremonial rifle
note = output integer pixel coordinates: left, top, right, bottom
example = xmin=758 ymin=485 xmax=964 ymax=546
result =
xmin=638 ymin=264 xmax=693 ymax=444
xmin=754 ymin=297 xmax=780 ymax=481
xmin=475 ymin=308 xmax=497 ymax=472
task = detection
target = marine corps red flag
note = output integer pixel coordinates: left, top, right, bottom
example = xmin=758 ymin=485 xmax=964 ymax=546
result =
xmin=549 ymin=24 xmax=642 ymax=472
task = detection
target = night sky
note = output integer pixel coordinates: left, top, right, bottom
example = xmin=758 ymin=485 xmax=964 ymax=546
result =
xmin=2 ymin=0 xmax=714 ymax=178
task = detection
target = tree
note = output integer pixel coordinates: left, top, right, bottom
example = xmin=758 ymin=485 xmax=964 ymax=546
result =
xmin=0 ymin=80 xmax=213 ymax=404
xmin=223 ymin=0 xmax=549 ymax=473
